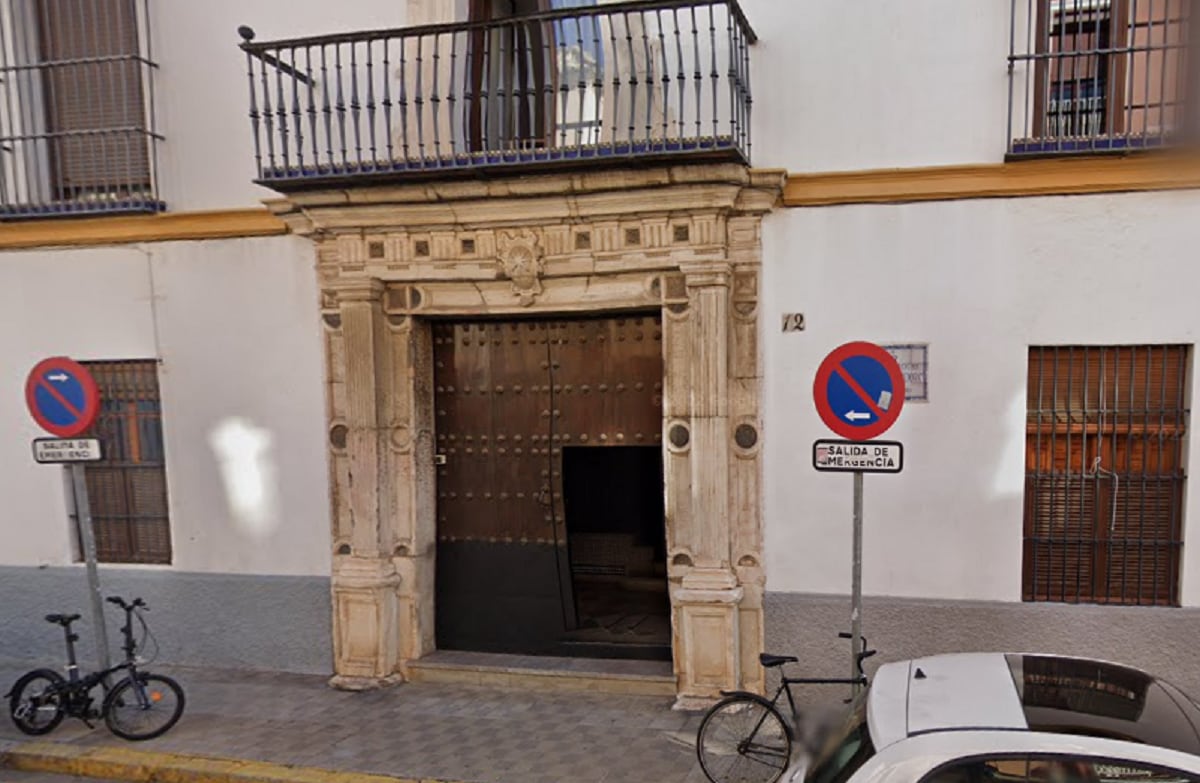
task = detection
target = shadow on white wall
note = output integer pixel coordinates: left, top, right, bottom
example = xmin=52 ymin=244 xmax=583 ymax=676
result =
xmin=208 ymin=417 xmax=281 ymax=539
xmin=992 ymin=389 xmax=1027 ymax=499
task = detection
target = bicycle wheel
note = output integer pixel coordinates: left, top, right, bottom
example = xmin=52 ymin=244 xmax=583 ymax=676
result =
xmin=103 ymin=673 xmax=185 ymax=741
xmin=697 ymin=694 xmax=793 ymax=783
xmin=8 ymin=668 xmax=66 ymax=735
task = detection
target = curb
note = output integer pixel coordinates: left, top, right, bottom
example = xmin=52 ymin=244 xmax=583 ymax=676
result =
xmin=0 ymin=740 xmax=472 ymax=783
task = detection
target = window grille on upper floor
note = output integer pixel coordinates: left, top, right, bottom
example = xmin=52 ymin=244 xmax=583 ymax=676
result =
xmin=1008 ymin=0 xmax=1196 ymax=156
xmin=0 ymin=0 xmax=163 ymax=218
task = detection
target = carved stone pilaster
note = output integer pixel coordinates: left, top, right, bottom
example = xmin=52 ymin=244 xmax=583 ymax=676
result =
xmin=668 ymin=262 xmax=745 ymax=705
xmin=325 ymin=280 xmax=409 ymax=687
xmin=331 ymin=279 xmax=390 ymax=559
xmin=679 ymin=262 xmax=732 ymax=572
xmin=381 ymin=312 xmax=437 ymax=667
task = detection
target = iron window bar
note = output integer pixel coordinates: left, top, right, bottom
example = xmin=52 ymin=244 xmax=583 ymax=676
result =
xmin=1006 ymin=0 xmax=1194 ymax=157
xmin=79 ymin=360 xmax=171 ymax=566
xmin=1023 ymin=345 xmax=1188 ymax=607
xmin=0 ymin=0 xmax=163 ymax=219
xmin=238 ymin=0 xmax=756 ymax=189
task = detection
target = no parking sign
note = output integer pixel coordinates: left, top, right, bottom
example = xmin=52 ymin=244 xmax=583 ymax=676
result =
xmin=25 ymin=357 xmax=103 ymax=462
xmin=25 ymin=356 xmax=101 ymax=438
xmin=24 ymin=355 xmax=110 ymax=670
xmin=812 ymin=341 xmax=905 ymax=441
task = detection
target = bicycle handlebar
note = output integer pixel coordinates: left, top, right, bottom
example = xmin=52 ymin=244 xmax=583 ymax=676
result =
xmin=837 ymin=632 xmax=877 ymax=674
xmin=105 ymin=596 xmax=148 ymax=611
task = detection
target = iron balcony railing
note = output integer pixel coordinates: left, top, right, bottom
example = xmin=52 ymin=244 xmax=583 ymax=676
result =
xmin=239 ymin=0 xmax=755 ymax=188
xmin=0 ymin=0 xmax=162 ymax=218
xmin=1007 ymin=0 xmax=1196 ymax=156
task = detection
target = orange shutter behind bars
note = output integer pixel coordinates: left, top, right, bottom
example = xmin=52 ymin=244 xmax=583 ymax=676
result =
xmin=1023 ymin=346 xmax=1188 ymax=605
xmin=81 ymin=360 xmax=170 ymax=565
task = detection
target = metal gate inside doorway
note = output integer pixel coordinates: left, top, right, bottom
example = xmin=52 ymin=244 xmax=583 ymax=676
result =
xmin=433 ymin=314 xmax=669 ymax=659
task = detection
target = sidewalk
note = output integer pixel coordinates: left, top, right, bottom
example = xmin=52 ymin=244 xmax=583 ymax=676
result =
xmin=0 ymin=663 xmax=706 ymax=783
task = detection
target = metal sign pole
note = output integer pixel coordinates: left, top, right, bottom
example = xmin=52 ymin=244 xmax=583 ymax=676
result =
xmin=69 ymin=464 xmax=110 ymax=673
xmin=850 ymin=470 xmax=864 ymax=697
xmin=812 ymin=342 xmax=905 ymax=700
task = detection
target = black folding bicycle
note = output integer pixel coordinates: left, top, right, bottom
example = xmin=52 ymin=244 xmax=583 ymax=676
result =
xmin=696 ymin=632 xmax=877 ymax=783
xmin=6 ymin=595 xmax=185 ymax=741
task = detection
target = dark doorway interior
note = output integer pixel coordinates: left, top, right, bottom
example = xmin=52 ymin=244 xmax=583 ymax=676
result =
xmin=560 ymin=446 xmax=670 ymax=661
xmin=432 ymin=316 xmax=665 ymax=660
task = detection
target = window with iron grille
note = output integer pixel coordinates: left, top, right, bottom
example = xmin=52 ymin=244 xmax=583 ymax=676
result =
xmin=1008 ymin=0 xmax=1192 ymax=155
xmin=78 ymin=360 xmax=171 ymax=565
xmin=1023 ymin=346 xmax=1189 ymax=606
xmin=0 ymin=0 xmax=162 ymax=217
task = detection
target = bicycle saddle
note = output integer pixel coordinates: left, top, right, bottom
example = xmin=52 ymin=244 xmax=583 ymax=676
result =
xmin=759 ymin=653 xmax=798 ymax=668
xmin=44 ymin=613 xmax=81 ymax=626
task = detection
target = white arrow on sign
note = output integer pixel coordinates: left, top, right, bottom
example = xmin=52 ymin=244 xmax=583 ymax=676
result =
xmin=46 ymin=373 xmax=69 ymax=382
xmin=844 ymin=410 xmax=871 ymax=422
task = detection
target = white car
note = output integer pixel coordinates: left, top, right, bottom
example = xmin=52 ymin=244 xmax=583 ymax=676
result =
xmin=786 ymin=653 xmax=1200 ymax=783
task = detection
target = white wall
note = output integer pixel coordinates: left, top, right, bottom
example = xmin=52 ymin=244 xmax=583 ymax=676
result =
xmin=158 ymin=0 xmax=1018 ymax=206
xmin=761 ymin=190 xmax=1200 ymax=605
xmin=150 ymin=0 xmax=407 ymax=211
xmin=0 ymin=236 xmax=330 ymax=577
xmin=742 ymin=0 xmax=1012 ymax=172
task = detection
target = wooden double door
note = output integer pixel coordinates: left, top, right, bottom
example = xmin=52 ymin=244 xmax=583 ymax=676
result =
xmin=433 ymin=314 xmax=666 ymax=657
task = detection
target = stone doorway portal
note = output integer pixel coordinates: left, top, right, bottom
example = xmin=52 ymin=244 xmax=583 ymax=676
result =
xmin=270 ymin=164 xmax=782 ymax=703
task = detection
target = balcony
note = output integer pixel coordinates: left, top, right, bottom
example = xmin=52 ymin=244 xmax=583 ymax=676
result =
xmin=239 ymin=0 xmax=755 ymax=190
xmin=1007 ymin=0 xmax=1196 ymax=157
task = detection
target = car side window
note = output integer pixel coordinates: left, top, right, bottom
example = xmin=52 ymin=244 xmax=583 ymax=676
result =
xmin=922 ymin=757 xmax=1200 ymax=783
xmin=1028 ymin=757 xmax=1101 ymax=783
xmin=924 ymin=759 xmax=1022 ymax=783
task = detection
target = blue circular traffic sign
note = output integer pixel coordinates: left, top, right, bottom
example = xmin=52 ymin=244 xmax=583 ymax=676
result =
xmin=25 ymin=357 xmax=101 ymax=438
xmin=813 ymin=342 xmax=905 ymax=440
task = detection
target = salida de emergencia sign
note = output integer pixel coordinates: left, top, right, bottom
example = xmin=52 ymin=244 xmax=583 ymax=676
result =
xmin=812 ymin=439 xmax=903 ymax=474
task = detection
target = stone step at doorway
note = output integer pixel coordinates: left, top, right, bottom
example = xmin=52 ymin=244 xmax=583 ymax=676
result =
xmin=407 ymin=650 xmax=676 ymax=695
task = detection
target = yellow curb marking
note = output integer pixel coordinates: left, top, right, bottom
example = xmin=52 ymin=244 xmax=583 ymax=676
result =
xmin=1 ymin=740 xmax=466 ymax=783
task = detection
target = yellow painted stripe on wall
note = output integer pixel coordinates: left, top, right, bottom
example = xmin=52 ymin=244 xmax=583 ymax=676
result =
xmin=783 ymin=154 xmax=1200 ymax=207
xmin=0 ymin=208 xmax=288 ymax=250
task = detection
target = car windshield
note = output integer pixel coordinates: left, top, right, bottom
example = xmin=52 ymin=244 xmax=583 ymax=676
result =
xmin=804 ymin=689 xmax=875 ymax=783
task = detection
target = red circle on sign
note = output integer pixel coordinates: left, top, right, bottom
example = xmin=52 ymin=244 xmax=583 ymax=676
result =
xmin=813 ymin=341 xmax=906 ymax=441
xmin=25 ymin=357 xmax=101 ymax=438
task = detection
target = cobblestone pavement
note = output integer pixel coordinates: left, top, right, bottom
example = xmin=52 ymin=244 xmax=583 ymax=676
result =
xmin=0 ymin=664 xmax=708 ymax=783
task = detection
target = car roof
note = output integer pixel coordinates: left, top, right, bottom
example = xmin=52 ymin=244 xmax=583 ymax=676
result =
xmin=868 ymin=653 xmax=1027 ymax=749
xmin=852 ymin=730 xmax=1200 ymax=783
xmin=866 ymin=653 xmax=1200 ymax=756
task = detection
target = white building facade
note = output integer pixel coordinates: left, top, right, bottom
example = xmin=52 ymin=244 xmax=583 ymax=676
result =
xmin=3 ymin=0 xmax=1199 ymax=699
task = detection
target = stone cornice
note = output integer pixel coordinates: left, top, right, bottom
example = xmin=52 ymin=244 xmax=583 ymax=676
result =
xmin=268 ymin=164 xmax=782 ymax=235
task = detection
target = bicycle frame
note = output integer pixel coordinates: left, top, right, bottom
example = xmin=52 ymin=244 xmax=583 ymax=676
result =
xmin=50 ymin=601 xmax=149 ymax=721
xmin=741 ymin=637 xmax=875 ymax=739
xmin=772 ymin=672 xmax=867 ymax=719
xmin=9 ymin=595 xmax=183 ymax=742
xmin=696 ymin=634 xmax=878 ymax=783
